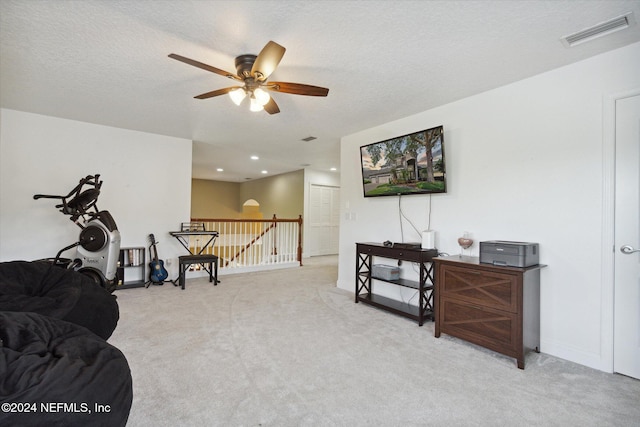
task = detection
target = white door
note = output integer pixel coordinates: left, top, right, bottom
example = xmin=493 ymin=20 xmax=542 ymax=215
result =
xmin=614 ymin=94 xmax=640 ymax=379
xmin=308 ymin=185 xmax=340 ymax=256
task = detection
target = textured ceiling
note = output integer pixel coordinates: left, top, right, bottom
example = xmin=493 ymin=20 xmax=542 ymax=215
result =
xmin=2 ymin=1 xmax=640 ymax=182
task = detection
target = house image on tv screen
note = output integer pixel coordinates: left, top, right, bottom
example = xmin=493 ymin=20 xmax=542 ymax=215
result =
xmin=360 ymin=125 xmax=446 ymax=197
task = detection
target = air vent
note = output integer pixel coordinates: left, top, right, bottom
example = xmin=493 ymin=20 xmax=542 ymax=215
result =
xmin=301 ymin=136 xmax=317 ymax=142
xmin=562 ymin=12 xmax=635 ymax=47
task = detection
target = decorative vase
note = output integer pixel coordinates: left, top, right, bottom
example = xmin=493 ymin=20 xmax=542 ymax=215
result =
xmin=457 ymin=232 xmax=473 ymax=256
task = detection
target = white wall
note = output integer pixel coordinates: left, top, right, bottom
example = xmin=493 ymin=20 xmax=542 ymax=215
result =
xmin=337 ymin=42 xmax=640 ymax=371
xmin=0 ymin=109 xmax=192 ymax=279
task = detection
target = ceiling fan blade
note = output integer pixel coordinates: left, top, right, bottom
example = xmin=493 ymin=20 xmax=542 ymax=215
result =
xmin=267 ymin=82 xmax=329 ymax=97
xmin=264 ymin=97 xmax=280 ymax=115
xmin=251 ymin=41 xmax=286 ymax=82
xmin=168 ymin=53 xmax=241 ymax=81
xmin=194 ymin=86 xmax=242 ymax=99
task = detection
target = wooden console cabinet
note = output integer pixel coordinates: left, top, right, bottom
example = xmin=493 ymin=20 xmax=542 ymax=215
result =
xmin=434 ymin=256 xmax=545 ymax=369
xmin=355 ymin=242 xmax=438 ymax=326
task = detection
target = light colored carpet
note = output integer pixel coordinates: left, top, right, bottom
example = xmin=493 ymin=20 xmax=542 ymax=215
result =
xmin=109 ymin=256 xmax=640 ymax=426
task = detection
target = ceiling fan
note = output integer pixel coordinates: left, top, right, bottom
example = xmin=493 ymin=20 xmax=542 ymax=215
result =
xmin=169 ymin=41 xmax=329 ymax=114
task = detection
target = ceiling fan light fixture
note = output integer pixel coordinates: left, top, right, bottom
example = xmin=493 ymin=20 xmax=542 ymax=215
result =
xmin=250 ymin=96 xmax=264 ymax=112
xmin=253 ymin=87 xmax=271 ymax=106
xmin=169 ymin=40 xmax=329 ymax=115
xmin=229 ymin=88 xmax=246 ymax=105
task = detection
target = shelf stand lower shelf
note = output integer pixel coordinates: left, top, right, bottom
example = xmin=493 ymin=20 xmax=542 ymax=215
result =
xmin=355 ymin=242 xmax=438 ymax=326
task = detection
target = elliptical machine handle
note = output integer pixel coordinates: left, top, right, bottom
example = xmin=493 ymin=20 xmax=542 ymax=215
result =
xmin=33 ymin=174 xmax=101 ymax=201
xmin=33 ymin=194 xmax=63 ymax=200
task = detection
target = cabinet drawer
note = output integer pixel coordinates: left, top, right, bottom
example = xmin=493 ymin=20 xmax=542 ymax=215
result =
xmin=439 ymin=298 xmax=518 ymax=355
xmin=439 ymin=265 xmax=519 ymax=312
xmin=359 ymin=246 xmax=421 ymax=262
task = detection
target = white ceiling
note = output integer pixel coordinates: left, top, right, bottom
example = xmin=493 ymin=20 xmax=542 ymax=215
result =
xmin=2 ymin=1 xmax=640 ymax=182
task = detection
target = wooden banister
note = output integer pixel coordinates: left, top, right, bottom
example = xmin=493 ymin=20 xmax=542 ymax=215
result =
xmin=190 ymin=215 xmax=303 ymax=267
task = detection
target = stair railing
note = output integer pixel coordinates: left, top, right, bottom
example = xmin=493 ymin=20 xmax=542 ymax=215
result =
xmin=190 ymin=215 xmax=303 ymax=270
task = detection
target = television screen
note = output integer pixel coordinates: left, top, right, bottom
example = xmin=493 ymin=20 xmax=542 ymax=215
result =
xmin=360 ymin=125 xmax=446 ymax=197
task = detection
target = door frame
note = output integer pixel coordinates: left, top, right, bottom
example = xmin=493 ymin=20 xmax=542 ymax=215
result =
xmin=601 ymin=87 xmax=640 ymax=373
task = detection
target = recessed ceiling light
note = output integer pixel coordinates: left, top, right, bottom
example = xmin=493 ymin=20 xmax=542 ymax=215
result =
xmin=251 ymin=155 xmax=259 ymax=160
xmin=330 ymin=167 xmax=337 ymax=171
xmin=216 ymin=168 xmax=224 ymax=172
xmin=261 ymin=170 xmax=268 ymax=174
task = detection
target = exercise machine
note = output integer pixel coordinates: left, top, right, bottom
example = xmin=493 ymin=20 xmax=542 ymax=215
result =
xmin=34 ymin=174 xmax=121 ymax=292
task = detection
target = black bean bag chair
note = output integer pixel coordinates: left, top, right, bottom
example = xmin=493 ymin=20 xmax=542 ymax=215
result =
xmin=0 ymin=311 xmax=132 ymax=426
xmin=0 ymin=261 xmax=119 ymax=340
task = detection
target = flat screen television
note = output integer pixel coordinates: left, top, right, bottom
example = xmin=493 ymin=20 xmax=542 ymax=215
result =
xmin=360 ymin=125 xmax=446 ymax=197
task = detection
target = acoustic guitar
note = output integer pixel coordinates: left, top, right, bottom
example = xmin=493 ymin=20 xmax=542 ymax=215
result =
xmin=148 ymin=234 xmax=169 ymax=284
